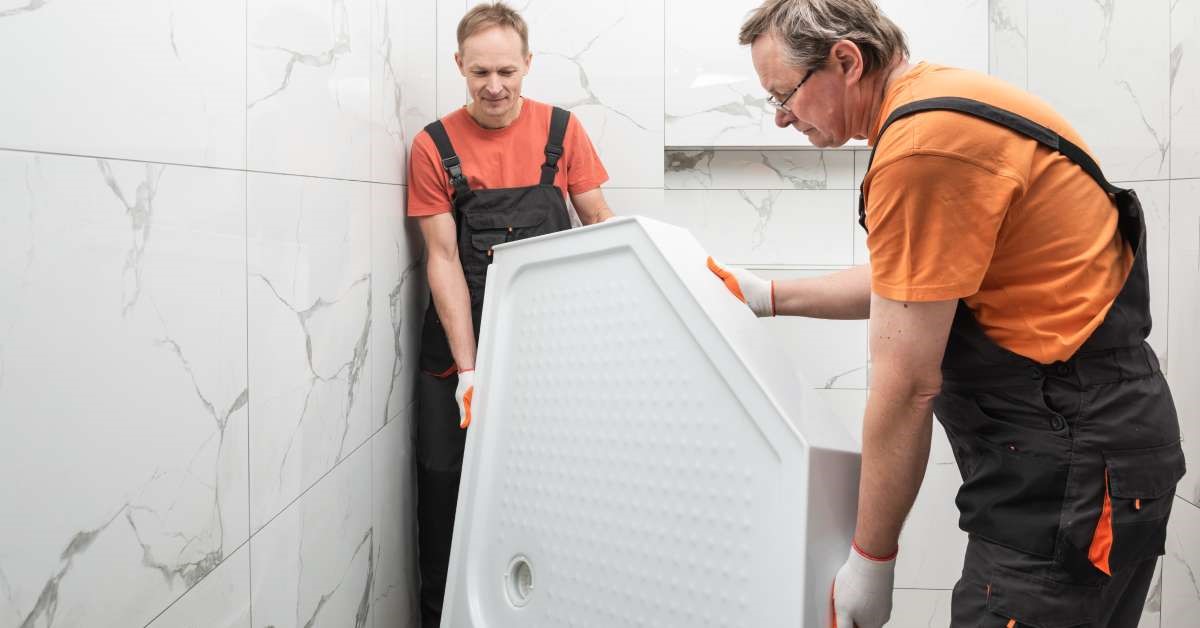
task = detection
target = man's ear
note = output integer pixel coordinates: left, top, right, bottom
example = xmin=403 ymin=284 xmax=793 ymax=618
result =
xmin=831 ymin=40 xmax=865 ymax=85
xmin=455 ymin=51 xmax=465 ymax=76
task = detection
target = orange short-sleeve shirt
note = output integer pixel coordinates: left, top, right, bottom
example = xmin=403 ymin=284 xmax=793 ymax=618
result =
xmin=407 ymin=98 xmax=609 ymax=217
xmin=862 ymin=63 xmax=1133 ymax=364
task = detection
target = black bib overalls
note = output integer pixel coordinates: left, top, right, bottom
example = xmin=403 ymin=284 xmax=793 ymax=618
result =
xmin=861 ymin=98 xmax=1186 ymax=627
xmin=413 ymin=106 xmax=574 ymax=627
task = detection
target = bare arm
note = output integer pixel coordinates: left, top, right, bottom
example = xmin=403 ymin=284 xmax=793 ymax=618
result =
xmin=773 ymin=264 xmax=872 ymax=320
xmin=417 ymin=213 xmax=477 ymax=371
xmin=570 ymin=187 xmax=615 ymax=225
xmin=853 ymin=294 xmax=957 ymax=557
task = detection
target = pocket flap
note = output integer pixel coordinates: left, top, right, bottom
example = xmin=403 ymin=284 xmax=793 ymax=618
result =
xmin=985 ymin=566 xmax=1098 ymax=628
xmin=470 ymin=231 xmax=506 ymax=252
xmin=1105 ymin=440 xmax=1186 ymax=499
xmin=464 ymin=208 xmax=547 ymax=231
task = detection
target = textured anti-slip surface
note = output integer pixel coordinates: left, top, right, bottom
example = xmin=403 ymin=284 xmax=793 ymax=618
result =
xmin=443 ymin=216 xmax=860 ymax=628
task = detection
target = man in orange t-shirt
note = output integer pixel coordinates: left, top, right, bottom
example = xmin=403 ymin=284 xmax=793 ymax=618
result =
xmin=708 ymin=1 xmax=1183 ymax=627
xmin=407 ymin=4 xmax=613 ymax=626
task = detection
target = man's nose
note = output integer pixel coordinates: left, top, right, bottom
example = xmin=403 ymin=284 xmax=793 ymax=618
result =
xmin=486 ymin=75 xmax=504 ymax=94
xmin=774 ymin=107 xmax=795 ymax=128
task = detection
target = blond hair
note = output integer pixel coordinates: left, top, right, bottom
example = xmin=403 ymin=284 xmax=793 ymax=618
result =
xmin=457 ymin=2 xmax=529 ymax=55
xmin=739 ymin=0 xmax=908 ymax=76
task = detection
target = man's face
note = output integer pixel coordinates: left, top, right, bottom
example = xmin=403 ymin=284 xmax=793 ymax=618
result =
xmin=751 ymin=32 xmax=851 ymax=148
xmin=456 ymin=26 xmax=531 ymax=123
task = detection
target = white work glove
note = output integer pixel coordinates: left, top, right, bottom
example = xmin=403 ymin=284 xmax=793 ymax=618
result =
xmin=706 ymin=257 xmax=775 ymax=317
xmin=455 ymin=368 xmax=475 ymax=429
xmin=832 ymin=543 xmax=896 ymax=628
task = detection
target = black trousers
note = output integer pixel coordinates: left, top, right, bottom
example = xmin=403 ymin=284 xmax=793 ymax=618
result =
xmin=414 ymin=372 xmax=466 ymax=628
xmin=951 ymin=535 xmax=1158 ymax=627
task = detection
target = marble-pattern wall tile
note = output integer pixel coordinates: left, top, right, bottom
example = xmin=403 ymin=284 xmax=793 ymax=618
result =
xmin=664 ymin=0 xmax=987 ymax=148
xmin=1028 ymin=0 xmax=1171 ymax=182
xmin=521 ymin=0 xmax=665 ymax=189
xmin=0 ymin=1 xmax=245 ymax=169
xmin=1163 ymin=499 xmax=1200 ymax=627
xmin=0 ymin=152 xmax=248 ymax=627
xmin=247 ymin=0 xmax=372 ymax=180
xmin=1173 ymin=0 xmax=1200 ymax=179
xmin=886 ymin=589 xmax=952 ymax=627
xmin=247 ymin=173 xmax=373 ymax=531
xmin=145 ymin=546 xmax=252 ymax=628
xmin=368 ymin=404 xmax=420 ymax=628
xmin=665 ymin=150 xmax=855 ymax=190
xmin=250 ymin=439 xmax=375 ymax=628
xmin=649 ymin=189 xmax=855 ymax=266
xmin=989 ymin=0 xmax=1029 ymax=88
xmin=664 ymin=0 xmax=798 ymax=148
xmin=370 ymin=0 xmax=438 ymax=185
xmin=811 ymin=388 xmax=868 ymax=441
xmin=894 ymin=460 xmax=970 ymax=589
xmin=753 ymin=268 xmax=868 ymax=389
xmin=435 ymin=0 xmax=467 ymax=119
xmin=370 ymin=182 xmax=425 ymax=432
xmin=602 ymin=187 xmax=667 ymax=219
xmin=1169 ymin=179 xmax=1200 ymax=507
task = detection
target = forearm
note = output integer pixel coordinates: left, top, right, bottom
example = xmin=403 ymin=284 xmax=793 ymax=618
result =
xmin=853 ymin=375 xmax=936 ymax=556
xmin=571 ymin=188 xmax=614 ymax=225
xmin=773 ymin=264 xmax=871 ymax=319
xmin=426 ymin=253 xmax=477 ymax=370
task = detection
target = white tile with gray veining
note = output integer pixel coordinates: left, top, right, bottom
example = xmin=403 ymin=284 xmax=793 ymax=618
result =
xmin=648 ymin=189 xmax=855 ymax=266
xmin=894 ymin=459 xmax=970 ymax=589
xmin=1168 ymin=179 xmax=1200 ymax=508
xmin=371 ymin=0 xmax=437 ymax=185
xmin=0 ymin=152 xmax=249 ymax=627
xmin=1173 ymin=0 xmax=1200 ymax=178
xmin=368 ymin=402 xmax=421 ymax=628
xmin=989 ymin=0 xmax=1029 ymax=88
xmin=665 ymin=0 xmax=987 ymax=148
xmin=370 ymin=182 xmax=425 ymax=432
xmin=601 ymin=187 xmax=668 ymax=219
xmin=664 ymin=0 xmax=800 ymax=148
xmin=1163 ymin=499 xmax=1200 ymax=627
xmin=521 ymin=0 xmax=665 ymax=189
xmin=145 ymin=545 xmax=252 ymax=628
xmin=752 ymin=268 xmax=868 ymax=389
xmin=665 ymin=149 xmax=855 ymax=190
xmin=247 ymin=173 xmax=373 ymax=531
xmin=436 ymin=0 xmax=468 ymax=118
xmin=0 ymin=0 xmax=245 ymax=169
xmin=886 ymin=589 xmax=953 ymax=627
xmin=247 ymin=0 xmax=372 ymax=180
xmin=250 ymin=438 xmax=375 ymax=628
xmin=1028 ymin=0 xmax=1171 ymax=182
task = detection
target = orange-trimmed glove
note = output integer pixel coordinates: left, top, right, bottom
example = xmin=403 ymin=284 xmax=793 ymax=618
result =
xmin=831 ymin=542 xmax=896 ymax=628
xmin=706 ymin=257 xmax=775 ymax=317
xmin=455 ymin=368 xmax=475 ymax=429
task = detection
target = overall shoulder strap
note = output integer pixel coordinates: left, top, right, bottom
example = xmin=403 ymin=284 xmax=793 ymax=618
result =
xmin=859 ymin=96 xmax=1129 ymax=233
xmin=540 ymin=106 xmax=571 ymax=185
xmin=424 ymin=120 xmax=474 ymax=206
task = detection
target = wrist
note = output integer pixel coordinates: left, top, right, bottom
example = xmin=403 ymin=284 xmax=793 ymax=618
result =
xmin=852 ymin=539 xmax=898 ymax=562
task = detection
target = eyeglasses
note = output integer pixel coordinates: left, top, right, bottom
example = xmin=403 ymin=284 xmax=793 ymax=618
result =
xmin=766 ymin=66 xmax=818 ymax=113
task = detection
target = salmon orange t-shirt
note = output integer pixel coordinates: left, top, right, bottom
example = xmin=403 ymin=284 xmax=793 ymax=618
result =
xmin=862 ymin=63 xmax=1133 ymax=364
xmin=407 ymin=98 xmax=609 ymax=217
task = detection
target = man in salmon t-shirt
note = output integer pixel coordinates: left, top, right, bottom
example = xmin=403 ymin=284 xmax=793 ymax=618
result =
xmin=707 ymin=1 xmax=1184 ymax=627
xmin=406 ymin=2 xmax=614 ymax=626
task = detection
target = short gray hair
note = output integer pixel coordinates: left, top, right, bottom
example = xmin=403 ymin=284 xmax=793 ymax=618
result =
xmin=739 ymin=0 xmax=909 ymax=76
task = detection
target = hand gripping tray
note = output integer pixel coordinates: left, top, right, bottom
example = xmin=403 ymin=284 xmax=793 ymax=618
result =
xmin=442 ymin=216 xmax=861 ymax=627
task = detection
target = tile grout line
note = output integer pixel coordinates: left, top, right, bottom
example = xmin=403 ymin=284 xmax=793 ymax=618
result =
xmin=0 ymin=146 xmax=406 ymax=187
